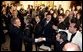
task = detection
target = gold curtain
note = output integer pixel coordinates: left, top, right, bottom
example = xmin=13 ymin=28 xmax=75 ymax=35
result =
xmin=34 ymin=1 xmax=54 ymax=7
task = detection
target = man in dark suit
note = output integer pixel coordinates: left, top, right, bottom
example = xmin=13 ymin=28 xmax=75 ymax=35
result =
xmin=58 ymin=14 xmax=67 ymax=30
xmin=32 ymin=15 xmax=42 ymax=38
xmin=0 ymin=16 xmax=5 ymax=51
xmin=31 ymin=15 xmax=43 ymax=51
xmin=23 ymin=15 xmax=45 ymax=51
xmin=40 ymin=13 xmax=54 ymax=47
xmin=23 ymin=24 xmax=34 ymax=51
xmin=9 ymin=17 xmax=23 ymax=51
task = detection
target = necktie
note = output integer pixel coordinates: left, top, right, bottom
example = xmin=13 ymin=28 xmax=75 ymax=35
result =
xmin=70 ymin=33 xmax=76 ymax=42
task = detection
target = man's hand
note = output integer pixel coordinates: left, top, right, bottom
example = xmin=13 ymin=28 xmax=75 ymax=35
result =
xmin=37 ymin=37 xmax=44 ymax=42
xmin=52 ymin=25 xmax=58 ymax=30
xmin=35 ymin=37 xmax=46 ymax=42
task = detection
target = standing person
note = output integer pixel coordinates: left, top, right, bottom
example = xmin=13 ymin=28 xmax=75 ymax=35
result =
xmin=23 ymin=15 xmax=44 ymax=51
xmin=0 ymin=18 xmax=5 ymax=51
xmin=9 ymin=17 xmax=23 ymax=51
xmin=32 ymin=15 xmax=43 ymax=51
xmin=57 ymin=5 xmax=64 ymax=15
xmin=23 ymin=15 xmax=33 ymax=51
xmin=40 ymin=13 xmax=54 ymax=47
xmin=33 ymin=15 xmax=42 ymax=38
xmin=55 ymin=14 xmax=67 ymax=30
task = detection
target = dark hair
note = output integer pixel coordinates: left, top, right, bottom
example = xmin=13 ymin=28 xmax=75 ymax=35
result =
xmin=58 ymin=31 xmax=68 ymax=41
xmin=58 ymin=14 xmax=65 ymax=18
xmin=35 ymin=15 xmax=40 ymax=18
xmin=65 ymin=10 xmax=70 ymax=13
xmin=70 ymin=18 xmax=79 ymax=30
xmin=46 ymin=12 xmax=51 ymax=16
xmin=11 ymin=17 xmax=20 ymax=24
xmin=76 ymin=12 xmax=81 ymax=16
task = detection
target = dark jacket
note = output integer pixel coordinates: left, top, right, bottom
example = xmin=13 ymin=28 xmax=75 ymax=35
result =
xmin=23 ymin=24 xmax=35 ymax=43
xmin=54 ymin=41 xmax=68 ymax=51
xmin=9 ymin=24 xmax=23 ymax=51
xmin=41 ymin=19 xmax=54 ymax=45
xmin=0 ymin=16 xmax=5 ymax=44
xmin=32 ymin=19 xmax=43 ymax=38
xmin=58 ymin=21 xmax=67 ymax=30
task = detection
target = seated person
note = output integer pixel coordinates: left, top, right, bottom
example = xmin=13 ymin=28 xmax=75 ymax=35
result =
xmin=54 ymin=31 xmax=68 ymax=51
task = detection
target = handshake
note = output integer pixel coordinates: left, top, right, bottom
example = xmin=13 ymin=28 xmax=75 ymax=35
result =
xmin=35 ymin=37 xmax=46 ymax=43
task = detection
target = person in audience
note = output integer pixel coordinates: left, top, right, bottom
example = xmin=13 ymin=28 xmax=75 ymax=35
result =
xmin=40 ymin=13 xmax=54 ymax=47
xmin=76 ymin=6 xmax=82 ymax=14
xmin=63 ymin=42 xmax=81 ymax=51
xmin=33 ymin=15 xmax=42 ymax=38
xmin=23 ymin=21 xmax=33 ymax=51
xmin=57 ymin=14 xmax=67 ymax=30
xmin=32 ymin=15 xmax=43 ymax=51
xmin=79 ymin=23 xmax=82 ymax=33
xmin=71 ymin=6 xmax=76 ymax=15
xmin=64 ymin=10 xmax=70 ymax=29
xmin=53 ymin=5 xmax=58 ymax=15
xmin=0 ymin=15 xmax=5 ymax=51
xmin=76 ymin=13 xmax=82 ymax=26
xmin=58 ymin=21 xmax=82 ymax=51
xmin=54 ymin=31 xmax=68 ymax=51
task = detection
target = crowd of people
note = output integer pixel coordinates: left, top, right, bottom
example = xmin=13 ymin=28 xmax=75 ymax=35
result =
xmin=0 ymin=3 xmax=82 ymax=51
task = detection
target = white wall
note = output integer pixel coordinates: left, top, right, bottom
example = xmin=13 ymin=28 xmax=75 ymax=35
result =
xmin=54 ymin=1 xmax=71 ymax=12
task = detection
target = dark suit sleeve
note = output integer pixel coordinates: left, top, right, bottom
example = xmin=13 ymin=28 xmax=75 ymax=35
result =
xmin=0 ymin=16 xmax=5 ymax=44
xmin=43 ymin=22 xmax=54 ymax=44
xmin=22 ymin=29 xmax=35 ymax=43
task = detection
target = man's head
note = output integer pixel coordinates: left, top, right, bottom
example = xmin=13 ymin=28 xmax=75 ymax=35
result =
xmin=68 ymin=22 xmax=79 ymax=33
xmin=76 ymin=6 xmax=81 ymax=10
xmin=76 ymin=13 xmax=81 ymax=20
xmin=50 ymin=9 xmax=54 ymax=14
xmin=65 ymin=10 xmax=70 ymax=17
xmin=56 ymin=31 xmax=68 ymax=42
xmin=63 ymin=42 xmax=81 ymax=51
xmin=12 ymin=10 xmax=17 ymax=17
xmin=71 ymin=6 xmax=75 ymax=11
xmin=53 ymin=13 xmax=57 ymax=18
xmin=11 ymin=17 xmax=21 ymax=28
xmin=58 ymin=14 xmax=65 ymax=23
xmin=35 ymin=15 xmax=40 ymax=23
xmin=46 ymin=13 xmax=52 ymax=21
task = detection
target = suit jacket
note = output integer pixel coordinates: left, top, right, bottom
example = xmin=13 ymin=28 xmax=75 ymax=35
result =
xmin=9 ymin=24 xmax=23 ymax=51
xmin=54 ymin=41 xmax=68 ymax=51
xmin=23 ymin=24 xmax=35 ymax=43
xmin=64 ymin=16 xmax=70 ymax=29
xmin=33 ymin=22 xmax=43 ymax=38
xmin=41 ymin=19 xmax=54 ymax=44
xmin=0 ymin=16 xmax=5 ymax=44
xmin=0 ymin=27 xmax=5 ymax=44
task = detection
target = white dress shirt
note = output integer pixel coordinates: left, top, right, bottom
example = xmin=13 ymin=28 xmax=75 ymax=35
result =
xmin=58 ymin=29 xmax=82 ymax=51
